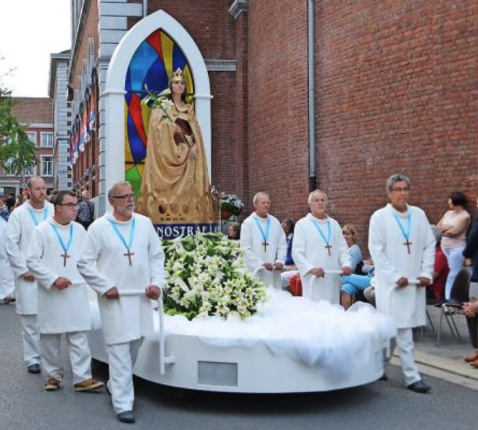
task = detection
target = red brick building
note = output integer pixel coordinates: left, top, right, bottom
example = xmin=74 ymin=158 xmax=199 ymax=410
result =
xmin=0 ymin=98 xmax=54 ymax=198
xmin=66 ymin=0 xmax=478 ymax=248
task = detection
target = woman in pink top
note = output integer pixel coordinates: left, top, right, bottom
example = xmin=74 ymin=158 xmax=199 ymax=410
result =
xmin=438 ymin=192 xmax=470 ymax=300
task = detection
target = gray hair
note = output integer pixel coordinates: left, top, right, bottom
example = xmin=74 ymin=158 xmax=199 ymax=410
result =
xmin=386 ymin=174 xmax=411 ymax=192
xmin=430 ymin=225 xmax=442 ymax=246
xmin=308 ymin=189 xmax=327 ymax=205
xmin=253 ymin=192 xmax=269 ymax=204
xmin=108 ymin=181 xmax=132 ymax=199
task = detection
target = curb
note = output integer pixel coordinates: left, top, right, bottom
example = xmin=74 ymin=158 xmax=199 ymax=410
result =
xmin=393 ymin=351 xmax=478 ymax=381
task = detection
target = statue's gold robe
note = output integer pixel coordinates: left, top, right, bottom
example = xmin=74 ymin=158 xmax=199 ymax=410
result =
xmin=138 ymin=103 xmax=214 ymax=224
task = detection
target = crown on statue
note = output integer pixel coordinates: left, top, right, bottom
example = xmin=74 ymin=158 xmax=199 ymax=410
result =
xmin=169 ymin=68 xmax=185 ymax=84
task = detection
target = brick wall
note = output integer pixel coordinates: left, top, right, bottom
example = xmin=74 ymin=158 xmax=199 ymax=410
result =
xmin=132 ymin=0 xmax=235 ymax=59
xmin=233 ymin=12 xmax=249 ymax=208
xmin=210 ymin=71 xmax=237 ymax=192
xmin=315 ymin=0 xmax=478 ymax=252
xmin=247 ymin=0 xmax=310 ymax=219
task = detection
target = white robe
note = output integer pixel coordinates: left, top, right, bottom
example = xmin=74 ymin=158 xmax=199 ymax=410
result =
xmin=26 ymin=218 xmax=91 ymax=334
xmin=5 ymin=201 xmax=54 ymax=315
xmin=0 ymin=217 xmax=14 ymax=300
xmin=369 ymin=204 xmax=435 ymax=328
xmin=77 ymin=213 xmax=165 ymax=345
xmin=292 ymin=214 xmax=351 ymax=304
xmin=240 ymin=213 xmax=287 ymax=289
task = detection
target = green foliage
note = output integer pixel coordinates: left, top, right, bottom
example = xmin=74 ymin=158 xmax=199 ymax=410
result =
xmin=0 ymin=85 xmax=38 ymax=176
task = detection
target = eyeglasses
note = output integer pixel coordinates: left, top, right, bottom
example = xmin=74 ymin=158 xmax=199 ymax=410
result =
xmin=59 ymin=203 xmax=79 ymax=209
xmin=391 ymin=187 xmax=410 ymax=193
xmin=111 ymin=194 xmax=135 ymax=201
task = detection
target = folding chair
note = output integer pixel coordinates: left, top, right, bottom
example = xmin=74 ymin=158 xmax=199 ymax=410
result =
xmin=436 ymin=268 xmax=472 ymax=345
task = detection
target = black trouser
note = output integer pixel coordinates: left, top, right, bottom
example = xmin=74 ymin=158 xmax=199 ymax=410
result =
xmin=466 ymin=315 xmax=478 ymax=349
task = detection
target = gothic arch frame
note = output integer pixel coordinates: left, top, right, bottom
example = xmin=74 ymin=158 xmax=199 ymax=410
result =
xmin=103 ymin=10 xmax=212 ymax=193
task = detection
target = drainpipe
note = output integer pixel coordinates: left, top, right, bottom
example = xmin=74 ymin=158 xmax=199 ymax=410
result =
xmin=308 ymin=0 xmax=317 ymax=192
xmin=143 ymin=0 xmax=148 ymax=17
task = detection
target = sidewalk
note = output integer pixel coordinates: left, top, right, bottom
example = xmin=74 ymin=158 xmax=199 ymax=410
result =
xmin=391 ymin=282 xmax=478 ymax=390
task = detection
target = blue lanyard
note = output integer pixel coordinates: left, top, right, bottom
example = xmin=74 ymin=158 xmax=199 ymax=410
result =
xmin=50 ymin=222 xmax=74 ymax=255
xmin=28 ymin=207 xmax=49 ymax=226
xmin=392 ymin=213 xmax=412 ymax=242
xmin=311 ymin=218 xmax=331 ymax=246
xmin=108 ymin=216 xmax=136 ymax=251
xmin=253 ymin=215 xmax=270 ymax=250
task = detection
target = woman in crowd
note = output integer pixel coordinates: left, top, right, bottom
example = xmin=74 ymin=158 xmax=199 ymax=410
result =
xmin=438 ymin=192 xmax=470 ymax=300
xmin=280 ymin=219 xmax=298 ymax=291
xmin=0 ymin=199 xmax=9 ymax=222
xmin=342 ymin=224 xmax=363 ymax=273
xmin=281 ymin=219 xmax=295 ymax=268
xmin=339 ymin=224 xmax=372 ymax=310
xmin=227 ymin=222 xmax=241 ymax=242
xmin=427 ymin=225 xmax=449 ymax=301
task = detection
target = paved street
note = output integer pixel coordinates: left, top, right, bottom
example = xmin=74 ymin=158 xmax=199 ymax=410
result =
xmin=1 ymin=304 xmax=478 ymax=430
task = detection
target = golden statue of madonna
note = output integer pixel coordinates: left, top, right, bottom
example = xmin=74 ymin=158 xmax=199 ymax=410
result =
xmin=138 ymin=68 xmax=214 ymax=224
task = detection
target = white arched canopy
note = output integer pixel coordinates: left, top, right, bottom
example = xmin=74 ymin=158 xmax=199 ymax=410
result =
xmin=102 ymin=10 xmax=212 ymax=205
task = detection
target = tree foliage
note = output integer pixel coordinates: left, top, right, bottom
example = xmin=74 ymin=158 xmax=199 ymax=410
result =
xmin=0 ymin=82 xmax=38 ymax=177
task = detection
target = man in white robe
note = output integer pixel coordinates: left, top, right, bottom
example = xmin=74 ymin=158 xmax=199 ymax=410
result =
xmin=0 ymin=215 xmax=15 ymax=304
xmin=240 ymin=192 xmax=287 ymax=289
xmin=369 ymin=173 xmax=435 ymax=393
xmin=293 ymin=190 xmax=352 ymax=304
xmin=27 ymin=190 xmax=104 ymax=392
xmin=6 ymin=177 xmax=54 ymax=373
xmin=78 ymin=181 xmax=165 ymax=424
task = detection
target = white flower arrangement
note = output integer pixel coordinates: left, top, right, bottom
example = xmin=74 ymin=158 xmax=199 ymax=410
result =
xmin=211 ymin=187 xmax=245 ymax=216
xmin=221 ymin=193 xmax=245 ymax=216
xmin=162 ymin=232 xmax=266 ymax=320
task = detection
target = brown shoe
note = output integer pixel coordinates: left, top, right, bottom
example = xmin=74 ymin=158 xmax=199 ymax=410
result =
xmin=2 ymin=294 xmax=15 ymax=305
xmin=470 ymin=359 xmax=478 ymax=368
xmin=464 ymin=351 xmax=478 ymax=362
xmin=44 ymin=377 xmax=61 ymax=391
xmin=74 ymin=378 xmax=104 ymax=392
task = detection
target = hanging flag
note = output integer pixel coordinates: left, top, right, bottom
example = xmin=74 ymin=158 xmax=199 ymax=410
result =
xmin=79 ymin=108 xmax=85 ymax=153
xmin=73 ymin=119 xmax=80 ymax=164
xmin=89 ymin=87 xmax=97 ymax=132
xmin=83 ymin=96 xmax=90 ymax=146
xmin=69 ymin=127 xmax=75 ymax=167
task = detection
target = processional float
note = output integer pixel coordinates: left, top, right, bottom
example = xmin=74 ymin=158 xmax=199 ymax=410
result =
xmin=88 ymin=270 xmax=405 ymax=393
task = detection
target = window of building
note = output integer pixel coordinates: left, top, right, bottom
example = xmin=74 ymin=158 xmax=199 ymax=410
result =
xmin=4 ymin=159 xmax=15 ymax=176
xmin=41 ymin=156 xmax=53 ymax=177
xmin=26 ymin=132 xmax=37 ymax=144
xmin=41 ymin=132 xmax=53 ymax=148
xmin=23 ymin=165 xmax=35 ymax=176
